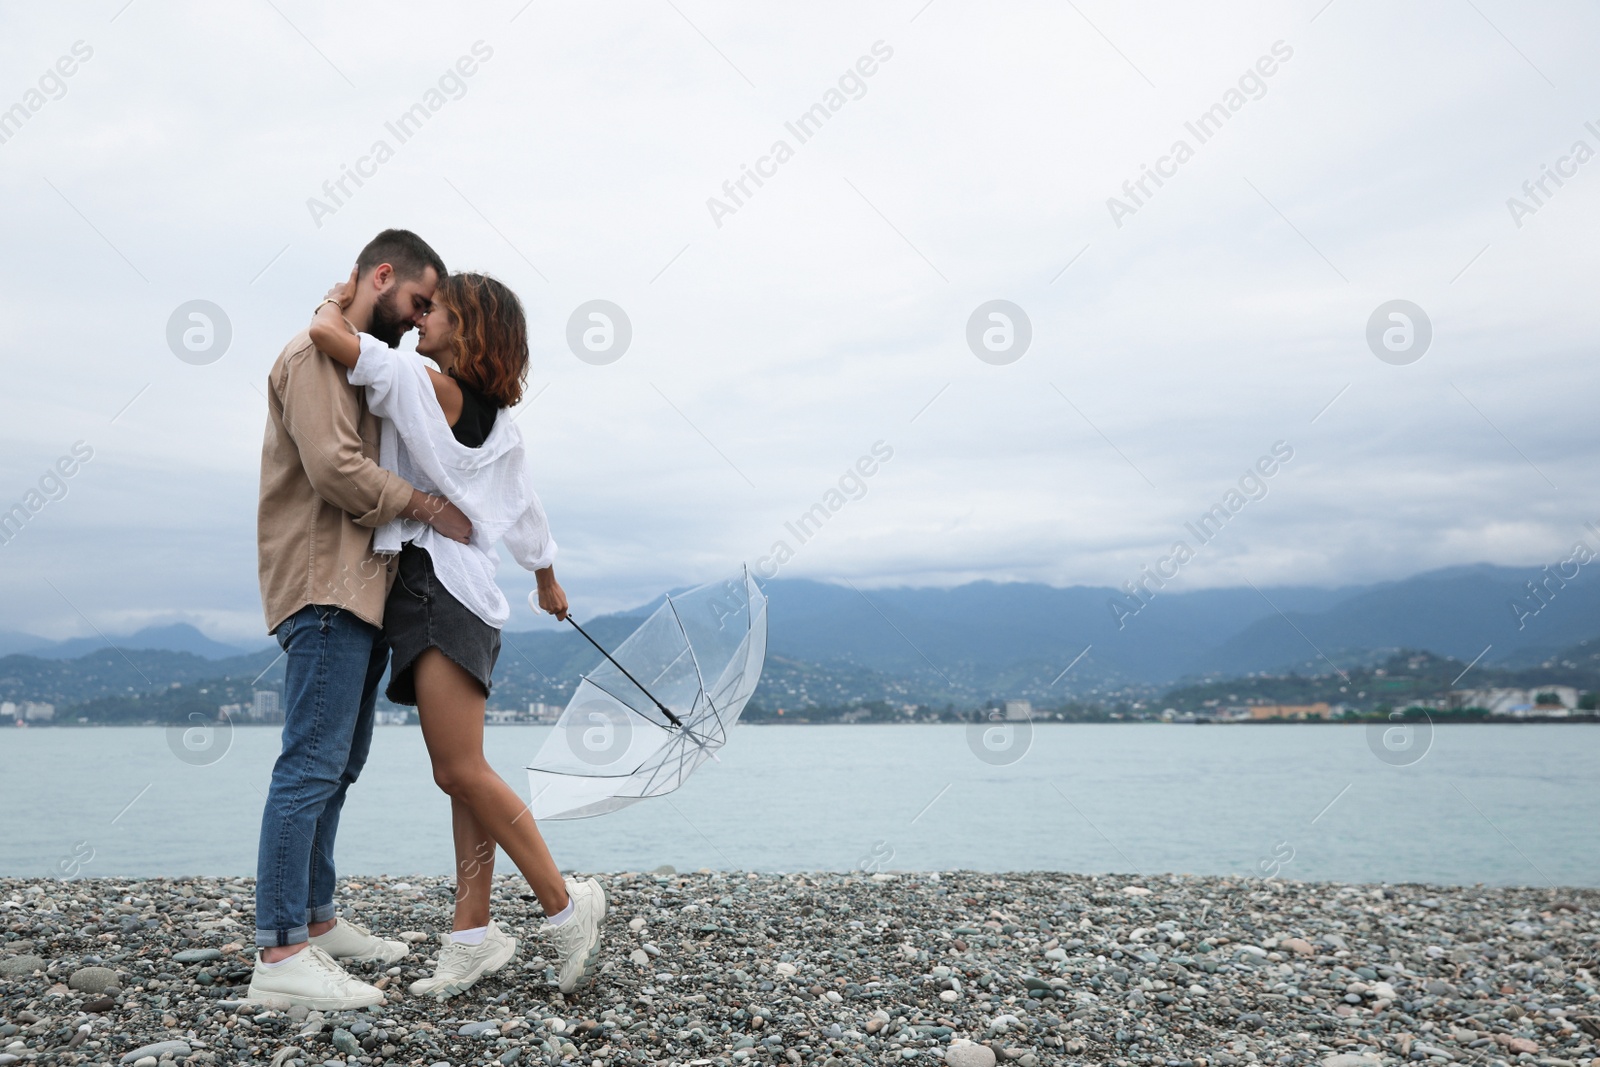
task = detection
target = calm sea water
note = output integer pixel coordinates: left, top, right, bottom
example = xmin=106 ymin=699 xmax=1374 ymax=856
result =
xmin=3 ymin=724 xmax=1596 ymax=886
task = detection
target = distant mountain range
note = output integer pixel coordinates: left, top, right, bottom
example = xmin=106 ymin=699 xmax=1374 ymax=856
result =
xmin=3 ymin=563 xmax=1596 ymax=714
xmin=745 ymin=563 xmax=1599 ymax=696
xmin=0 ymin=623 xmax=268 ymax=661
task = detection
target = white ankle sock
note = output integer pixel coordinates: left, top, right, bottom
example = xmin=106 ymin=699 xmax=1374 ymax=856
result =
xmin=259 ymin=950 xmax=300 ymax=969
xmin=449 ymin=925 xmax=489 ymax=945
xmin=546 ymin=900 xmax=574 ymax=927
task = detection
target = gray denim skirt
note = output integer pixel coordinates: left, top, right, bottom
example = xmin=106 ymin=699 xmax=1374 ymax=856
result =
xmin=383 ymin=543 xmax=501 ymax=706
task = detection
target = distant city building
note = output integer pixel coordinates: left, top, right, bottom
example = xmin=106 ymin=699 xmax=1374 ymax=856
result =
xmin=373 ymin=709 xmax=411 ymax=726
xmin=0 ymin=700 xmax=50 ymax=722
xmin=1248 ymin=702 xmax=1332 ymax=721
xmin=250 ymin=690 xmax=284 ymax=723
xmin=1003 ymin=700 xmax=1033 ymax=721
xmin=1450 ymin=686 xmax=1577 ymax=716
xmin=480 ymin=703 xmax=563 ymax=725
xmin=218 ymin=703 xmax=244 ymax=721
xmin=1450 ymin=688 xmax=1525 ymax=715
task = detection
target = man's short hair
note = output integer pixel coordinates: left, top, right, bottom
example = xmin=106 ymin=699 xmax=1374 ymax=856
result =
xmin=356 ymin=228 xmax=445 ymax=283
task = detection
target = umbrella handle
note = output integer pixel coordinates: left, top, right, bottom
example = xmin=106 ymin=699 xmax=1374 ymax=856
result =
xmin=565 ymin=617 xmax=685 ymax=729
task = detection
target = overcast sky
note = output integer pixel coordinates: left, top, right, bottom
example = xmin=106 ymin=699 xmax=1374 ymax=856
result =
xmin=1 ymin=0 xmax=1596 ymax=643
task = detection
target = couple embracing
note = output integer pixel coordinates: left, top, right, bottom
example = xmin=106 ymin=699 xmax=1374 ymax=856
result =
xmin=248 ymin=229 xmax=602 ymax=1009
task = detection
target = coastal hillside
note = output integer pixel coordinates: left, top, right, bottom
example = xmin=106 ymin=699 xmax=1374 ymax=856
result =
xmin=5 ymin=565 xmax=1600 ymax=722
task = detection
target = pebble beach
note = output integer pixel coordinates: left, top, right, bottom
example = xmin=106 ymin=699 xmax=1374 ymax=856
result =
xmin=1 ymin=870 xmax=1596 ymax=1067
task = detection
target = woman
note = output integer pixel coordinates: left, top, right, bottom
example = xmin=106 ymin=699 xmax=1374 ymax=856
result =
xmin=309 ymin=270 xmax=605 ymax=999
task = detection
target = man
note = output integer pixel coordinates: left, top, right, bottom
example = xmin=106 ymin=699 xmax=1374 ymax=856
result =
xmin=248 ymin=229 xmax=466 ymax=1009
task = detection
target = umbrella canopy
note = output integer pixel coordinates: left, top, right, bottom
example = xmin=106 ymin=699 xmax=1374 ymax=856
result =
xmin=525 ymin=568 xmax=767 ymax=820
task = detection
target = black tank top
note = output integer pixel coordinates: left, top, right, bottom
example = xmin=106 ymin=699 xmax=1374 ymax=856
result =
xmin=451 ymin=381 xmax=498 ymax=448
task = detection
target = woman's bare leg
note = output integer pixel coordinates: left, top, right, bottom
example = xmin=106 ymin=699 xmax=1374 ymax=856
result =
xmin=414 ymin=649 xmax=570 ymax=916
xmin=450 ymin=799 xmax=496 ymax=931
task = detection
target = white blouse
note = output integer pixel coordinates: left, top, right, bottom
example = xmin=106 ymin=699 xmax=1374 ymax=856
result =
xmin=348 ymin=332 xmax=556 ymax=629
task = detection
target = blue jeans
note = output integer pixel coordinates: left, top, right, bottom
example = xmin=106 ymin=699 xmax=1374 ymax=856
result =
xmin=254 ymin=604 xmax=388 ymax=948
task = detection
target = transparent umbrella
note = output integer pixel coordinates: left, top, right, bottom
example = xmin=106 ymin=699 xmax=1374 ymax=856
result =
xmin=525 ymin=568 xmax=767 ymax=820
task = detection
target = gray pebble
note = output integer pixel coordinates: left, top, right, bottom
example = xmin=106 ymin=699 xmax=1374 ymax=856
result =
xmin=1 ymin=870 xmax=1591 ymax=1067
xmin=120 ymin=1041 xmax=192 ymax=1064
xmin=947 ymin=1045 xmax=997 ymax=1067
xmin=68 ymin=965 xmax=120 ymax=994
xmin=0 ymin=956 xmax=45 ymax=978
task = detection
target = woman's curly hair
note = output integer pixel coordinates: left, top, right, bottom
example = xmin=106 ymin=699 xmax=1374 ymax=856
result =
xmin=433 ymin=272 xmax=528 ymax=409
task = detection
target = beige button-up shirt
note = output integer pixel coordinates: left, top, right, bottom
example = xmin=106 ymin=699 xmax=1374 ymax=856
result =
xmin=257 ymin=331 xmax=414 ymax=634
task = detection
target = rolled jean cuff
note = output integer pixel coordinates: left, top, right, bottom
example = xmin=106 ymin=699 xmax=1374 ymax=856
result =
xmin=256 ymin=924 xmax=310 ymax=949
xmin=306 ymin=903 xmax=337 ymax=924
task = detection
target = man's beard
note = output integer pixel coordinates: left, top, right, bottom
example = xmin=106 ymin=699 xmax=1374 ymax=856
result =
xmin=368 ymin=288 xmax=409 ymax=347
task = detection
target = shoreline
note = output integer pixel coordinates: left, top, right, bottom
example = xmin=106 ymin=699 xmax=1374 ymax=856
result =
xmin=2 ymin=872 xmax=1595 ymax=1067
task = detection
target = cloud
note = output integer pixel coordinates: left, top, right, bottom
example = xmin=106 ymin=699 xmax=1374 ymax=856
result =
xmin=0 ymin=0 xmax=1596 ymax=643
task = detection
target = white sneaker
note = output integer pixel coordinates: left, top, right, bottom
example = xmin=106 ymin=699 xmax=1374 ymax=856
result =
xmin=408 ymin=921 xmax=518 ymax=999
xmin=550 ymin=877 xmax=606 ymax=994
xmin=310 ymin=917 xmax=409 ymax=965
xmin=245 ymin=944 xmax=384 ymax=1010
